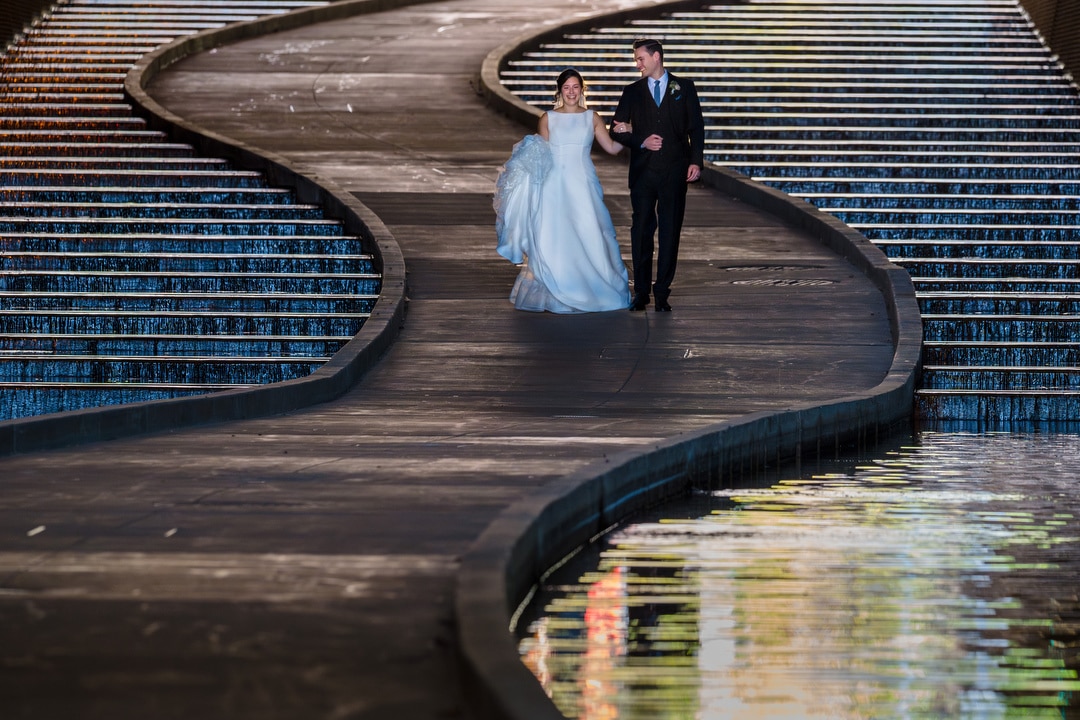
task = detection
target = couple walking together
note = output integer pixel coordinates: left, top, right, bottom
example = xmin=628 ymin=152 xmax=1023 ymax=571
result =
xmin=495 ymin=39 xmax=705 ymax=313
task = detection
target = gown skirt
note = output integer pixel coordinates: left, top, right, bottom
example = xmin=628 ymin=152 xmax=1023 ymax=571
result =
xmin=494 ymin=110 xmax=631 ymax=313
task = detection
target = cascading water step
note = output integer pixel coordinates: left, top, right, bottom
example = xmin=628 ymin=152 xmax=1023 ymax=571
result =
xmin=710 ymin=128 xmax=1080 ymax=143
xmin=0 ymin=278 xmax=382 ymax=297
xmin=922 ymin=314 xmax=1080 ymax=342
xmin=921 ymin=365 xmax=1080 ymax=390
xmin=916 ymin=389 xmax=1080 ymax=421
xmin=3 ymin=202 xmax=327 ymax=220
xmin=754 ymin=179 xmax=1080 ymax=195
xmin=833 ymin=209 xmax=1080 ymax=225
xmin=0 ymin=157 xmax=235 ymax=171
xmin=0 ymin=283 xmax=382 ymax=299
xmin=722 ymin=164 xmax=1080 ymax=180
xmin=0 ymin=116 xmax=147 ymax=130
xmin=0 ymin=333 xmax=351 ymax=357
xmin=917 ymin=293 xmax=1080 ymax=315
xmin=0 ymin=130 xmax=169 ymax=143
xmin=811 ymin=195 xmax=1080 ymax=211
xmin=0 ymin=252 xmax=376 ymax=274
xmin=0 ymin=217 xmax=348 ymax=235
xmin=0 ymin=310 xmax=370 ymax=336
xmin=875 ymin=239 xmax=1080 ymax=258
xmin=863 ymin=226 xmax=1080 ymax=242
xmin=0 ymin=387 xmax=220 ymax=420
xmin=0 ymin=187 xmax=297 ymax=203
xmin=0 ymin=143 xmax=196 ymax=158
xmin=914 ymin=277 xmax=1080 ymax=292
xmin=717 ymin=152 xmax=1080 ymax=167
xmin=1 ymin=168 xmax=267 ymax=186
xmin=923 ymin=341 xmax=1080 ymax=366
xmin=2 ymin=233 xmax=367 ymax=255
xmin=0 ymin=103 xmax=140 ymax=118
xmin=0 ymin=355 xmax=327 ymax=385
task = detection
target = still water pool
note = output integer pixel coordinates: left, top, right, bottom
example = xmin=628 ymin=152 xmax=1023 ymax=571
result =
xmin=516 ymin=431 xmax=1080 ymax=719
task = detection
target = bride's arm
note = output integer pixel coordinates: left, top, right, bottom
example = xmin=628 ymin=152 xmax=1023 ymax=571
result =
xmin=593 ymin=113 xmax=624 ymax=155
xmin=538 ymin=112 xmax=550 ymax=141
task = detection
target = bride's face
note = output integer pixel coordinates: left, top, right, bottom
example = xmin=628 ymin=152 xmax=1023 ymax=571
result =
xmin=560 ymin=77 xmax=583 ymax=107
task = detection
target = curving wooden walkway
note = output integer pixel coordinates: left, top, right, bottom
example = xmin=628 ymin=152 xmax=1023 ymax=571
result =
xmin=0 ymin=1 xmax=909 ymax=718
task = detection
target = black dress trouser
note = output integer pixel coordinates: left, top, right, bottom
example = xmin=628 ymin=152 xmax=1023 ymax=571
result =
xmin=629 ymin=163 xmax=688 ymax=301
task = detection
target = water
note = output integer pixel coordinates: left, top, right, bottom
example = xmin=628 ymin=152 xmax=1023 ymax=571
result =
xmin=517 ymin=431 xmax=1080 ymax=719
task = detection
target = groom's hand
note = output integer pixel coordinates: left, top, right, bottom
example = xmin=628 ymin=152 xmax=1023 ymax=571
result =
xmin=687 ymin=164 xmax=701 ymax=182
xmin=643 ymin=134 xmax=663 ymax=151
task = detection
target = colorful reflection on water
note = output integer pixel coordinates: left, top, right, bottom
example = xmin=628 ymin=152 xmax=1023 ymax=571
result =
xmin=517 ymin=432 xmax=1080 ymax=719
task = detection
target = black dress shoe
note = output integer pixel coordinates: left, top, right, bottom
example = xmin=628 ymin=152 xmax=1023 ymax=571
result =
xmin=629 ymin=295 xmax=649 ymax=311
xmin=655 ymin=299 xmax=672 ymax=312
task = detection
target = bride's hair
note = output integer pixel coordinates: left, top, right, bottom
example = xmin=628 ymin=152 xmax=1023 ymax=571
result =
xmin=553 ymin=68 xmax=587 ymax=109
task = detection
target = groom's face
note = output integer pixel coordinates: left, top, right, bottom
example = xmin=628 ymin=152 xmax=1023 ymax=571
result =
xmin=634 ymin=47 xmax=662 ymax=79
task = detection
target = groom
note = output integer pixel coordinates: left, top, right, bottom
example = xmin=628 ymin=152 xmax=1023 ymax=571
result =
xmin=612 ymin=39 xmax=705 ymax=312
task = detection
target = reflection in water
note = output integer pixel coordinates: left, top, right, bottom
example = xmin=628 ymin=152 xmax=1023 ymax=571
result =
xmin=517 ymin=432 xmax=1080 ymax=719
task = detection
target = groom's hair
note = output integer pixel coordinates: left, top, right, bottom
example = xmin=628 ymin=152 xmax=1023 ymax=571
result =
xmin=633 ymin=38 xmax=664 ymax=61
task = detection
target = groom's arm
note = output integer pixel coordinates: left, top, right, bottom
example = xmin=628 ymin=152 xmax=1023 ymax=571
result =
xmin=682 ymin=78 xmax=706 ymax=168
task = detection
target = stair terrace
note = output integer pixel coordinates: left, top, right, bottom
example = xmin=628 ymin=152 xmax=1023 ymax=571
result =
xmin=0 ymin=0 xmax=385 ymax=421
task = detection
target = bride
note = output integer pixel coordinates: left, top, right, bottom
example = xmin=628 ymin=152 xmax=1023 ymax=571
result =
xmin=494 ymin=68 xmax=632 ymax=313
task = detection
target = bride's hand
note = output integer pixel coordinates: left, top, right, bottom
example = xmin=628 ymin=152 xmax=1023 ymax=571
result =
xmin=612 ymin=121 xmax=632 ymax=134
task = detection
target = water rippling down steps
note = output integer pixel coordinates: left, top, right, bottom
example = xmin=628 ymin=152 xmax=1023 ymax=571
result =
xmin=500 ymin=0 xmax=1080 ymax=429
xmin=0 ymin=0 xmax=384 ymax=422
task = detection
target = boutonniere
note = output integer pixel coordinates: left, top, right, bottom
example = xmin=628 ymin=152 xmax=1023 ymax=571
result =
xmin=669 ymin=80 xmax=681 ymax=99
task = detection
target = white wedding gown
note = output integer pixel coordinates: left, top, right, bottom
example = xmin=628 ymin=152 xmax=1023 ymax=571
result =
xmin=494 ymin=110 xmax=631 ymax=313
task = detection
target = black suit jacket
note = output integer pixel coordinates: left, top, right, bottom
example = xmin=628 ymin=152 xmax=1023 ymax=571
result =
xmin=612 ymin=72 xmax=705 ymax=187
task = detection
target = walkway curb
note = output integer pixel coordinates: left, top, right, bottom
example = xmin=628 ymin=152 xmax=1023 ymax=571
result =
xmin=458 ymin=10 xmax=924 ymax=719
